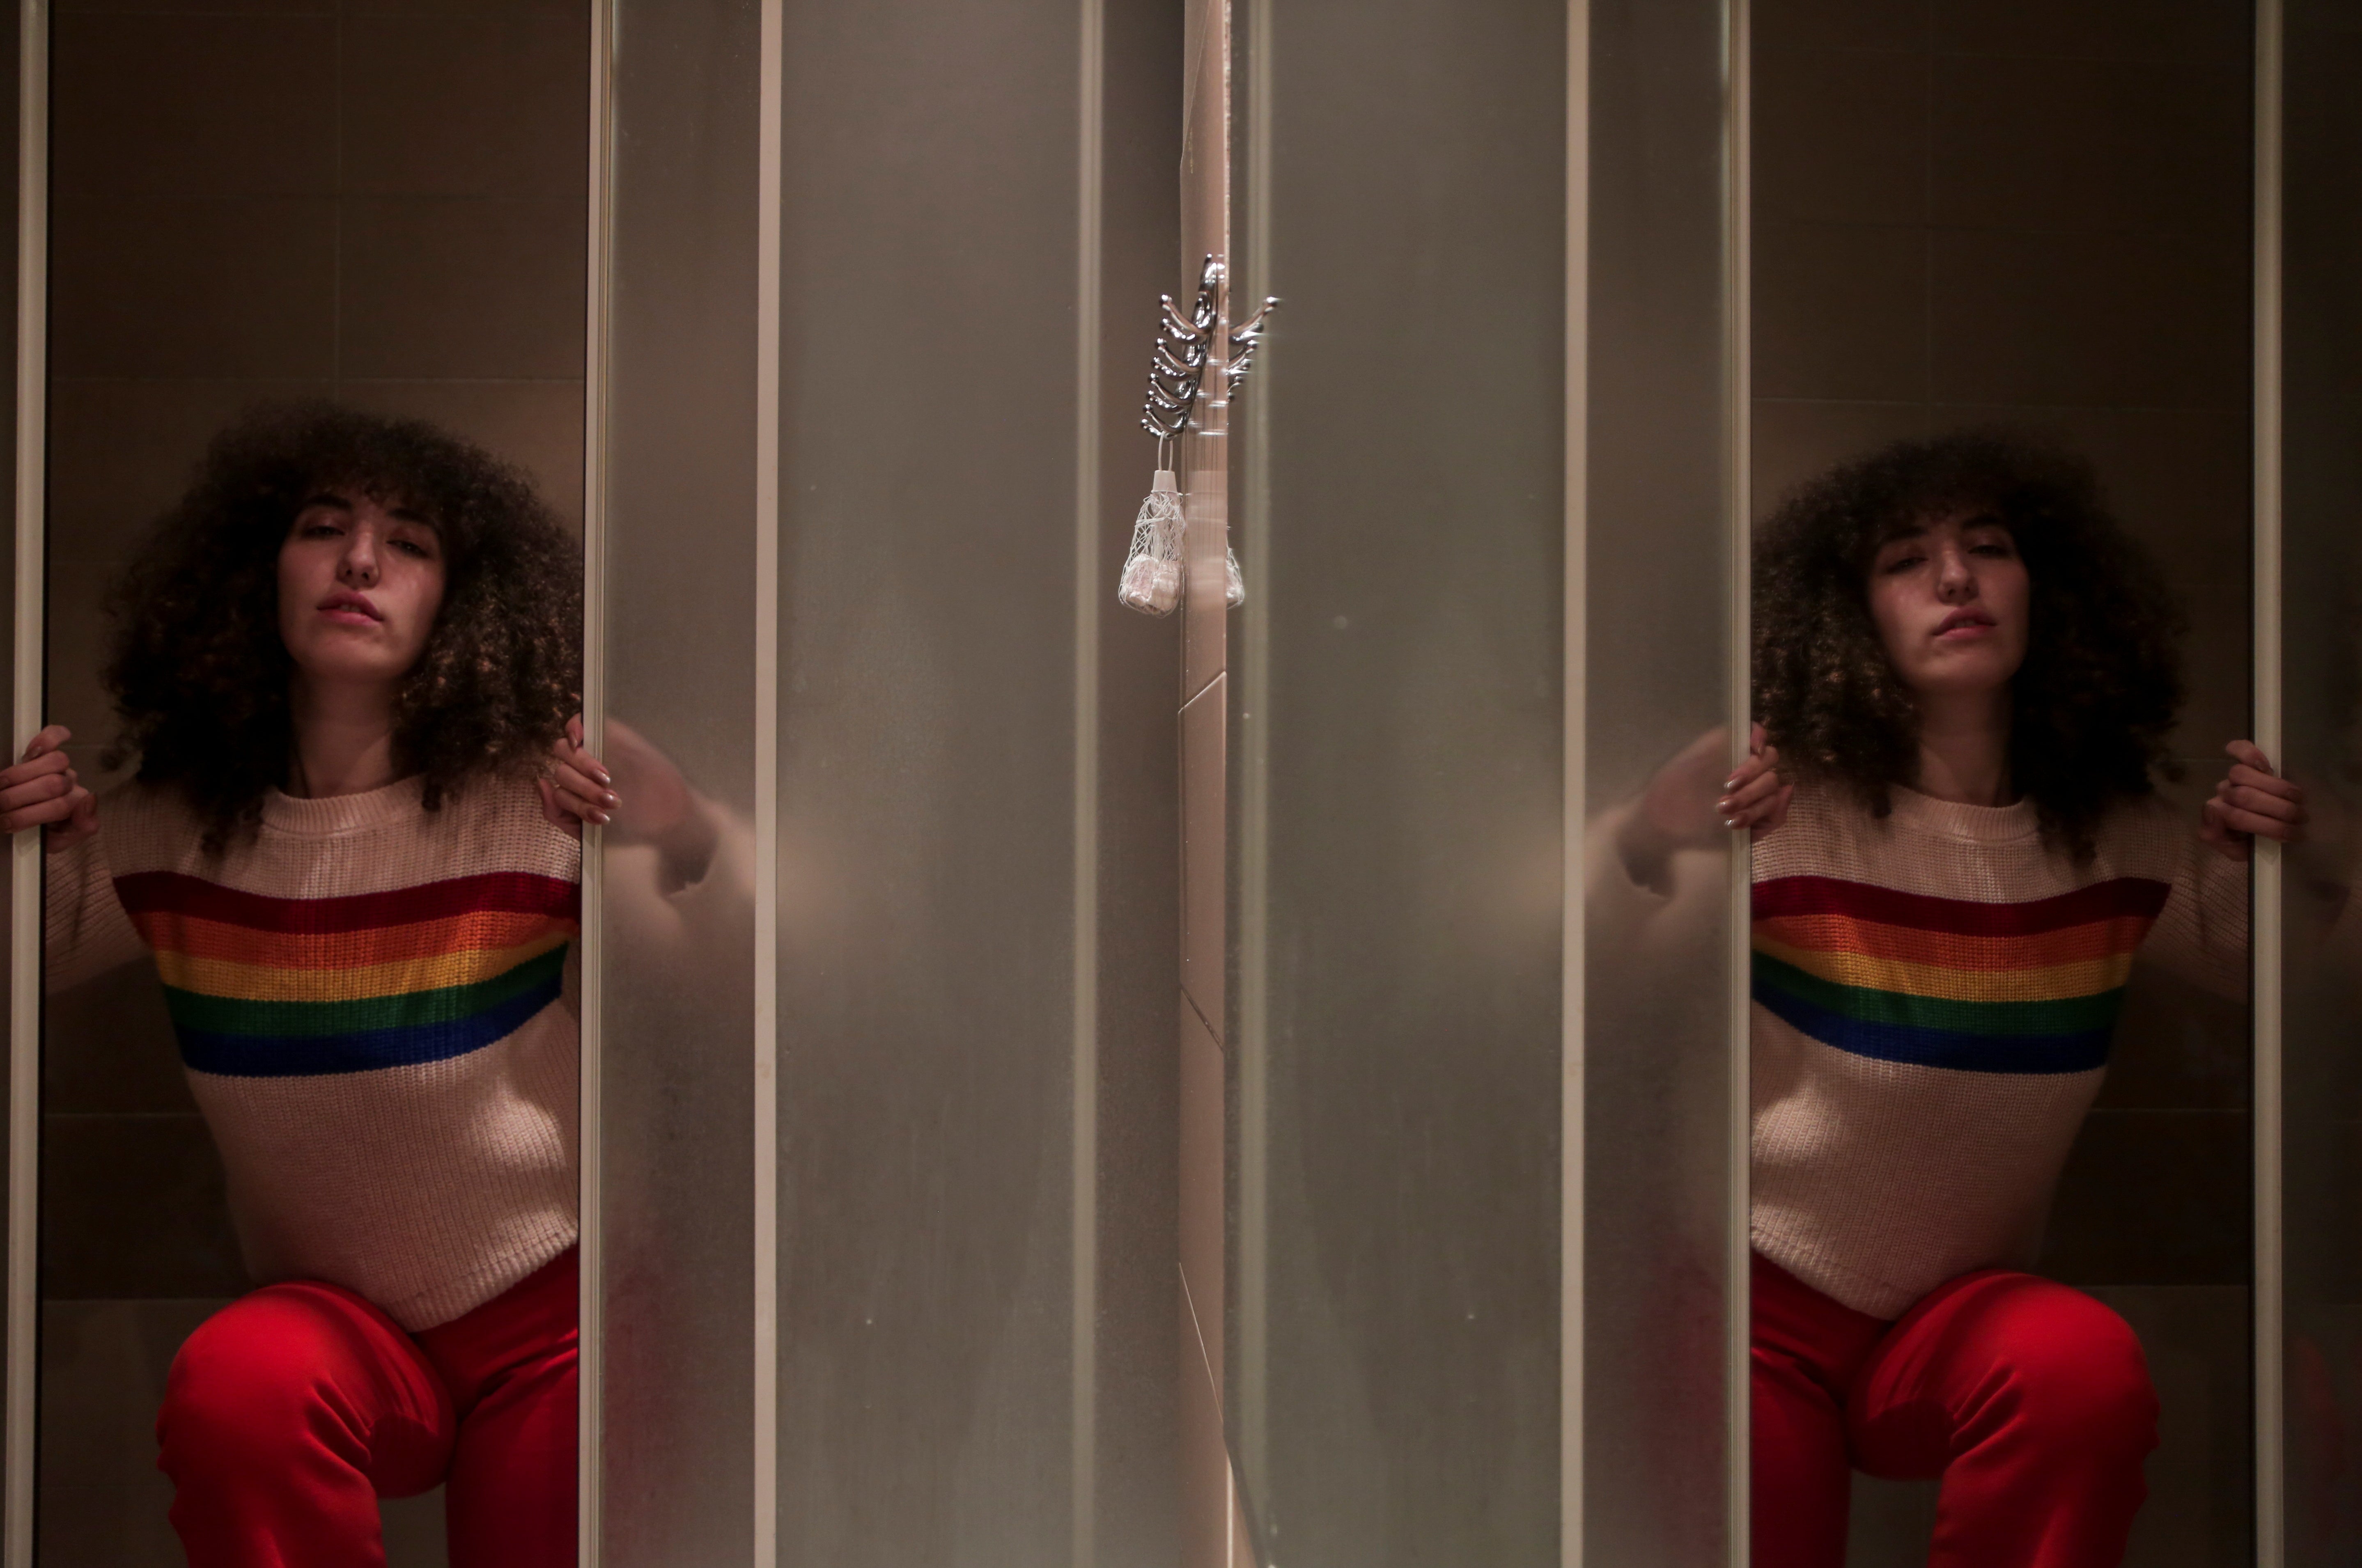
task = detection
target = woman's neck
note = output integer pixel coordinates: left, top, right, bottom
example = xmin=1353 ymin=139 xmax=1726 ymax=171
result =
xmin=1910 ymin=688 xmax=2016 ymax=807
xmin=287 ymin=677 xmax=404 ymax=799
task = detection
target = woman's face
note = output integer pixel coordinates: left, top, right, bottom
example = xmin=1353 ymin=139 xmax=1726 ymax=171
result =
xmin=277 ymin=488 xmax=447 ymax=690
xmin=1866 ymin=508 xmax=2030 ymax=701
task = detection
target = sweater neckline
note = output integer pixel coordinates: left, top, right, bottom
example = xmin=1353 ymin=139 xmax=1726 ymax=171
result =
xmin=261 ymin=775 xmax=426 ymax=836
xmin=1883 ymin=784 xmax=2041 ymax=844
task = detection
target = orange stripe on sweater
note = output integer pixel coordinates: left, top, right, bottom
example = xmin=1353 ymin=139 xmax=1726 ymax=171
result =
xmin=153 ymin=929 xmax=571 ymax=1004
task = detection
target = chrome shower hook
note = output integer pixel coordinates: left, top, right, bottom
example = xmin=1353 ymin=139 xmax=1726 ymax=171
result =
xmin=1139 ymin=254 xmax=1224 ymax=445
xmin=1121 ymin=256 xmax=1279 ymax=617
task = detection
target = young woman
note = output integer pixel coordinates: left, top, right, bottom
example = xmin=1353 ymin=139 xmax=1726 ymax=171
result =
xmin=1613 ymin=433 xmax=2302 ymax=1568
xmin=0 ymin=404 xmax=721 ymax=1567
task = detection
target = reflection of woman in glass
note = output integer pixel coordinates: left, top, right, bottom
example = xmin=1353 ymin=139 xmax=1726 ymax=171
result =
xmin=1616 ymin=434 xmax=2302 ymax=1568
xmin=0 ymin=405 xmax=716 ymax=1566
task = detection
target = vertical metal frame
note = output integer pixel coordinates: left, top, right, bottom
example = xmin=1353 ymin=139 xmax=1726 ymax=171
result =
xmin=1234 ymin=0 xmax=1271 ymax=1541
xmin=586 ymin=5 xmax=784 ymax=1562
xmin=1068 ymin=0 xmax=1104 ymax=1563
xmin=577 ymin=1 xmax=613 ymax=1560
xmin=1721 ymin=0 xmax=1753 ymax=1559
xmin=1560 ymin=3 xmax=1589 ymax=1562
xmin=752 ymin=1 xmax=783 ymax=1564
xmin=2252 ymin=0 xmax=2286 ymax=1559
xmin=4 ymin=2 xmax=40 ymax=1561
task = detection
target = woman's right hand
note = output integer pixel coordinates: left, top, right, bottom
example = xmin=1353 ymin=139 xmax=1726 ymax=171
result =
xmin=0 ymin=725 xmax=97 ymax=850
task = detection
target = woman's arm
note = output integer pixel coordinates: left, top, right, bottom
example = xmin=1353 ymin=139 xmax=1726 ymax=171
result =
xmin=1615 ymin=722 xmax=1790 ymax=895
xmin=539 ymin=715 xmax=721 ymax=895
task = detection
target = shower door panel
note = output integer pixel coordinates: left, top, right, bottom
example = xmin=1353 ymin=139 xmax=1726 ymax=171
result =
xmin=1749 ymin=0 xmax=2262 ymax=1559
xmin=2277 ymin=0 xmax=2362 ymax=1559
xmin=597 ymin=0 xmax=762 ymax=1560
xmin=1227 ymin=0 xmax=1742 ymax=1562
xmin=0 ymin=10 xmax=19 ymax=1561
xmin=16 ymin=4 xmax=591 ymax=1561
xmin=1580 ymin=0 xmax=1747 ymax=1559
xmin=769 ymin=0 xmax=1184 ymax=1562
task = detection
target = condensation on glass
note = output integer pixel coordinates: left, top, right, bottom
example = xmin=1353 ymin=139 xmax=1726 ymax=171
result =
xmin=1226 ymin=0 xmax=1738 ymax=1562
xmin=2278 ymin=0 xmax=2362 ymax=1559
xmin=767 ymin=0 xmax=1183 ymax=1562
xmin=1582 ymin=0 xmax=1742 ymax=1560
xmin=597 ymin=1 xmax=760 ymax=1561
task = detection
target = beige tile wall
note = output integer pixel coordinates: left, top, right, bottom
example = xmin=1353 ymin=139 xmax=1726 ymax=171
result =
xmin=1753 ymin=0 xmax=2253 ymax=758
xmin=41 ymin=4 xmax=588 ymax=1560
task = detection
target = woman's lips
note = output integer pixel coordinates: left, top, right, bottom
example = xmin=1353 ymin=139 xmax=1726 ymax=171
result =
xmin=1935 ymin=610 xmax=1995 ymax=639
xmin=318 ymin=592 xmax=381 ymax=626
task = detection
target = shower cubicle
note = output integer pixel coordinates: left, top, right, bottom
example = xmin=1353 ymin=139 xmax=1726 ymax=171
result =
xmin=0 ymin=0 xmax=2355 ymax=1564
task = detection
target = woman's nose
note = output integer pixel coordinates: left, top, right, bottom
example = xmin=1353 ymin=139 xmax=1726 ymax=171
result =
xmin=1935 ymin=547 xmax=1976 ymax=600
xmin=339 ymin=539 xmax=379 ymax=587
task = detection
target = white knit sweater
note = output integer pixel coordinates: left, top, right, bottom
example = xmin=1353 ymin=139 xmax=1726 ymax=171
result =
xmin=47 ymin=774 xmax=731 ymax=1332
xmin=1602 ymin=781 xmax=2245 ymax=1318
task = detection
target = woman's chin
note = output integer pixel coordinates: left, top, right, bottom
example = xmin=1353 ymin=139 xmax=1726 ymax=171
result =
xmin=1908 ymin=661 xmax=2018 ymax=701
xmin=288 ymin=652 xmax=412 ymax=690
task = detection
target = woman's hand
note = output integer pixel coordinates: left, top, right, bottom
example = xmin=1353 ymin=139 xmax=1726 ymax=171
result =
xmin=540 ymin=715 xmax=621 ymax=834
xmin=540 ymin=715 xmax=718 ymax=890
xmin=1719 ymin=724 xmax=1793 ymax=835
xmin=0 ymin=725 xmax=97 ymax=851
xmin=2199 ymin=739 xmax=2305 ymax=861
xmin=1617 ymin=722 xmax=1791 ymax=892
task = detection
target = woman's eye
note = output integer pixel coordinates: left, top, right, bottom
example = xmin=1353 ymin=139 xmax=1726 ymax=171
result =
xmin=393 ymin=539 xmax=429 ymax=558
xmin=1882 ymin=554 xmax=1924 ymax=573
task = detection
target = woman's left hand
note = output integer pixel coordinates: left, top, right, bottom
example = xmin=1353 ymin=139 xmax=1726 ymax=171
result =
xmin=540 ymin=715 xmax=693 ymax=842
xmin=2200 ymin=739 xmax=2307 ymax=861
xmin=540 ymin=715 xmax=620 ymax=834
xmin=541 ymin=714 xmax=719 ymax=889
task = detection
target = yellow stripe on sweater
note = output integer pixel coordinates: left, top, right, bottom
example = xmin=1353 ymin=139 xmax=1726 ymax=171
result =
xmin=1751 ymin=933 xmax=2136 ymax=1005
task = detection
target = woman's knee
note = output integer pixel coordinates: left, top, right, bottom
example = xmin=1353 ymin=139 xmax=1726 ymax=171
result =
xmin=1986 ymin=1285 xmax=2159 ymax=1447
xmin=158 ymin=1284 xmax=403 ymax=1462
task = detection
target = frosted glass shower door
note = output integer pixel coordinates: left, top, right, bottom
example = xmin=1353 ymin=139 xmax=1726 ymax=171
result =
xmin=596 ymin=0 xmax=1189 ymax=1563
xmin=2277 ymin=0 xmax=2362 ymax=1559
xmin=1227 ymin=0 xmax=1745 ymax=1562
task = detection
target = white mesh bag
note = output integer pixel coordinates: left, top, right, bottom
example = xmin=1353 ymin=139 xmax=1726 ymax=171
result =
xmin=1117 ymin=469 xmax=1186 ymax=617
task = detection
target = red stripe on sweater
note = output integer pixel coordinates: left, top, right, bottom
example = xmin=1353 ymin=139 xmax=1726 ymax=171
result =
xmin=114 ymin=869 xmax=579 ymax=935
xmin=1751 ymin=873 xmax=2170 ymax=937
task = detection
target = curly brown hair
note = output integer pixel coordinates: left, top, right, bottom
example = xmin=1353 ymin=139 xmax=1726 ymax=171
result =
xmin=104 ymin=401 xmax=582 ymax=849
xmin=1753 ymin=431 xmax=2188 ymax=860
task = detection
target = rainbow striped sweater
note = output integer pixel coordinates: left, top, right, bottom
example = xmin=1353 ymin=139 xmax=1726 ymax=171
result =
xmin=48 ymin=777 xmax=583 ymax=1331
xmin=1747 ymin=784 xmax=2245 ymax=1318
